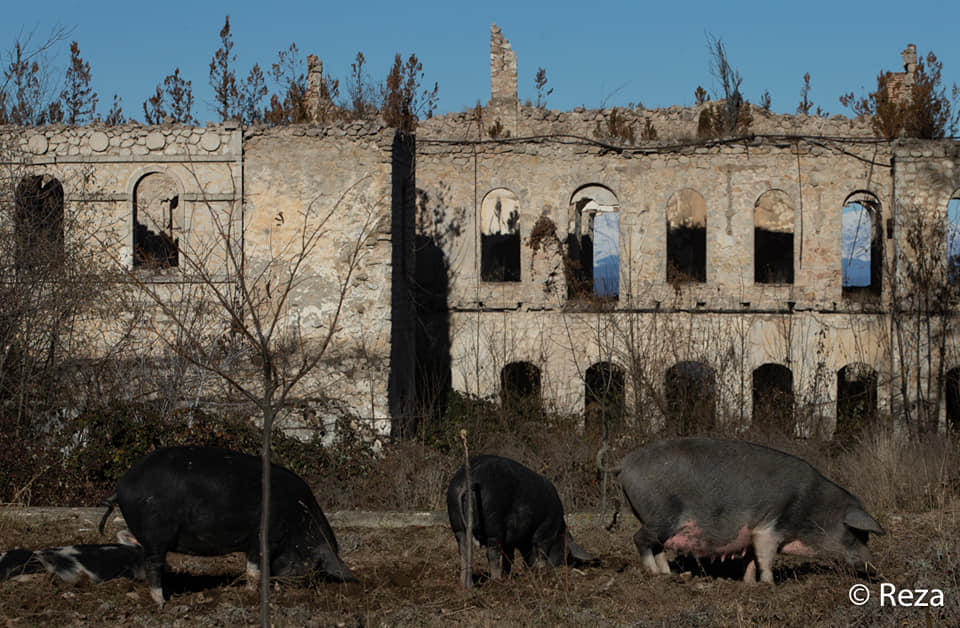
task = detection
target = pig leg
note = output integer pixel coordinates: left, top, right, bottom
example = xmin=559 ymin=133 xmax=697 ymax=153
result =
xmin=751 ymin=525 xmax=780 ymax=584
xmin=654 ymin=552 xmax=670 ymax=574
xmin=143 ymin=551 xmax=166 ymax=606
xmin=521 ymin=544 xmax=536 ymax=567
xmin=500 ymin=544 xmax=514 ymax=577
xmin=487 ymin=544 xmax=503 ymax=580
xmin=743 ymin=559 xmax=757 ymax=583
xmin=244 ymin=548 xmax=261 ymax=590
xmin=633 ymin=529 xmax=667 ymax=574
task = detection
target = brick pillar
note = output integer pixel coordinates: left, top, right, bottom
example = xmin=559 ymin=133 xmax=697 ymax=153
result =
xmin=488 ymin=24 xmax=519 ymax=135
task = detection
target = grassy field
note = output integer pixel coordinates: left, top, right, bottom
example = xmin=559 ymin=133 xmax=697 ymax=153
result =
xmin=1 ymin=496 xmax=957 ymax=627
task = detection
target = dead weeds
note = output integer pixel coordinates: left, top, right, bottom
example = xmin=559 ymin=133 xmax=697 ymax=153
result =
xmin=2 ymin=500 xmax=958 ymax=626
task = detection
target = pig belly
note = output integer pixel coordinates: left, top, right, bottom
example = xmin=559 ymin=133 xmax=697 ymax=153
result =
xmin=664 ymin=520 xmax=753 ymax=559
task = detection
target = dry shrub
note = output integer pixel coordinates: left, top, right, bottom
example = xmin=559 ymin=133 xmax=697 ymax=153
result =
xmin=825 ymin=428 xmax=959 ymax=516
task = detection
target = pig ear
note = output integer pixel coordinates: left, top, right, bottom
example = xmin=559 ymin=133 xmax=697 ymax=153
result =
xmin=845 ymin=507 xmax=885 ymax=536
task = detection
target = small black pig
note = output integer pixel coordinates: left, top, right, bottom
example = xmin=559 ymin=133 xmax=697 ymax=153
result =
xmin=100 ymin=445 xmax=354 ymax=604
xmin=447 ymin=455 xmax=593 ymax=584
xmin=617 ymin=438 xmax=884 ymax=583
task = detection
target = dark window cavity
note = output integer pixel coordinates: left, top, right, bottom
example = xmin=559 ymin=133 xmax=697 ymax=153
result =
xmin=480 ymin=188 xmax=520 ymax=282
xmin=133 ymin=172 xmax=180 ymax=269
xmin=585 ymin=361 xmax=625 ymax=438
xmin=754 ymin=190 xmax=795 ymax=284
xmin=836 ymin=363 xmax=878 ymax=439
xmin=666 ymin=189 xmax=706 ymax=283
xmin=751 ymin=363 xmax=794 ymax=434
xmin=500 ymin=361 xmax=541 ymax=414
xmin=665 ymin=361 xmax=716 ymax=435
xmin=946 ymin=367 xmax=960 ymax=429
xmin=15 ymin=175 xmax=64 ymax=269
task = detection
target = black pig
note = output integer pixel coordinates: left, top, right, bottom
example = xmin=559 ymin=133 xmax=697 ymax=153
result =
xmin=100 ymin=445 xmax=354 ymax=604
xmin=447 ymin=455 xmax=593 ymax=584
xmin=617 ymin=438 xmax=884 ymax=583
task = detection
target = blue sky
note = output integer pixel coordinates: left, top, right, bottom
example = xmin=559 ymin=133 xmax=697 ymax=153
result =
xmin=2 ymin=1 xmax=958 ymax=124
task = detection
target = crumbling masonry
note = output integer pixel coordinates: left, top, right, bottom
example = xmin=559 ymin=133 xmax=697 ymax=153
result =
xmin=3 ymin=26 xmax=959 ymax=439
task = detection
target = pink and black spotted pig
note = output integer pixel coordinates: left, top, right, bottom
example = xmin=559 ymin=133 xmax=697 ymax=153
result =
xmin=617 ymin=438 xmax=884 ymax=583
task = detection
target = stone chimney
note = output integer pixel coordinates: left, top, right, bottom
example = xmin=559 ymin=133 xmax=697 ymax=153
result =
xmin=887 ymin=44 xmax=918 ymax=104
xmin=488 ymin=24 xmax=519 ymax=134
xmin=305 ymin=54 xmax=330 ymax=122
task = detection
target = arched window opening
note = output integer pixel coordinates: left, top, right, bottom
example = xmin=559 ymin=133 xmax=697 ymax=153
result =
xmin=841 ymin=192 xmax=882 ymax=298
xmin=585 ymin=362 xmax=625 ymax=439
xmin=15 ymin=175 xmax=64 ymax=269
xmin=665 ymin=361 xmax=716 ymax=435
xmin=751 ymin=363 xmax=794 ymax=434
xmin=501 ymin=361 xmax=541 ymax=415
xmin=569 ymin=185 xmax=620 ymax=298
xmin=836 ymin=363 xmax=878 ymax=439
xmin=133 ymin=172 xmax=180 ymax=269
xmin=946 ymin=367 xmax=960 ymax=429
xmin=480 ymin=188 xmax=520 ymax=282
xmin=666 ymin=189 xmax=706 ymax=283
xmin=754 ymin=190 xmax=794 ymax=284
xmin=947 ymin=192 xmax=960 ymax=285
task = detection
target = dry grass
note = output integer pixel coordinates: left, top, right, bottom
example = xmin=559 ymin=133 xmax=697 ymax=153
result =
xmin=2 ymin=500 xmax=959 ymax=626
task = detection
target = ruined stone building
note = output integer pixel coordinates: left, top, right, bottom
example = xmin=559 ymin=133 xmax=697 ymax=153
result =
xmin=3 ymin=26 xmax=959 ymax=440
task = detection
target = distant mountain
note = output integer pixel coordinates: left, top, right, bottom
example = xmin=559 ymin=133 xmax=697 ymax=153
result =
xmin=842 ymin=257 xmax=870 ymax=286
xmin=594 ymin=255 xmax=619 ymax=296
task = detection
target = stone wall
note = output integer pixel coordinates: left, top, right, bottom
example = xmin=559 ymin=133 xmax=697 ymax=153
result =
xmin=3 ymin=26 xmax=960 ymax=439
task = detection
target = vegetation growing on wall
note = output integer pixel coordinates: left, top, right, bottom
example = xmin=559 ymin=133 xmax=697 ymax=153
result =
xmin=840 ymin=48 xmax=958 ymax=139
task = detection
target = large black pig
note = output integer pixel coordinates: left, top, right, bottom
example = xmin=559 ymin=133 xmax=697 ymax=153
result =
xmin=447 ymin=455 xmax=593 ymax=584
xmin=100 ymin=445 xmax=354 ymax=604
xmin=617 ymin=438 xmax=884 ymax=583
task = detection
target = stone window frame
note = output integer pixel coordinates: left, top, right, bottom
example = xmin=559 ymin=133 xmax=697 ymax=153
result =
xmin=127 ymin=167 xmax=186 ymax=273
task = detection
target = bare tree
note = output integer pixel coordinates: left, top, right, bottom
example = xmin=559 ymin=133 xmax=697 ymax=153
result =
xmin=263 ymin=43 xmax=310 ymax=125
xmin=0 ymin=25 xmax=70 ymax=125
xmin=344 ymin=51 xmax=378 ymax=119
xmin=58 ymin=41 xmax=98 ymax=125
xmin=697 ymin=34 xmax=752 ymax=139
xmin=382 ymin=53 xmax=438 ymax=134
xmin=534 ymin=67 xmax=553 ymax=109
xmin=0 ymin=140 xmax=129 ymax=437
xmin=142 ymin=68 xmax=195 ymax=124
xmin=210 ymin=15 xmax=240 ymax=122
xmin=102 ymin=169 xmax=379 ymax=625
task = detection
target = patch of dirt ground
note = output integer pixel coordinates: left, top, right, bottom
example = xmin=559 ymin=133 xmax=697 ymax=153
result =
xmin=2 ymin=502 xmax=958 ymax=626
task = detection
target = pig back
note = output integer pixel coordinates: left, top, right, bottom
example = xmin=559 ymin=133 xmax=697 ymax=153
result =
xmin=618 ymin=438 xmax=854 ymax=538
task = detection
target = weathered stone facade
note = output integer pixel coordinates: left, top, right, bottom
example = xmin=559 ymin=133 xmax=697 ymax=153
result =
xmin=3 ymin=27 xmax=959 ymax=439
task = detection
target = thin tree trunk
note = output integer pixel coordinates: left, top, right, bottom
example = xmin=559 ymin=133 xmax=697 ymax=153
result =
xmin=260 ymin=402 xmax=274 ymax=628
